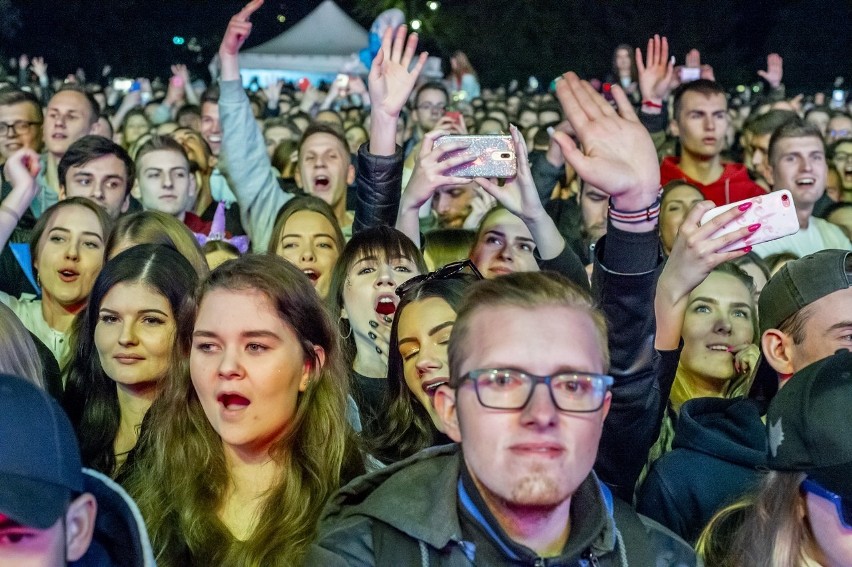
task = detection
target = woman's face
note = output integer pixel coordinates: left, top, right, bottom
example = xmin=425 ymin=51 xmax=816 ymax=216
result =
xmin=806 ymin=488 xmax=852 ymax=567
xmin=341 ymin=250 xmax=419 ymax=344
xmin=191 ymin=288 xmax=313 ymax=457
xmin=264 ymin=125 xmax=295 ymax=158
xmin=95 ymin=282 xmax=176 ymax=388
xmin=396 ymin=297 xmax=456 ymax=431
xmin=35 ymin=205 xmax=106 ymax=309
xmin=660 ymin=185 xmax=704 ymax=254
xmin=124 ymin=114 xmax=149 ymax=146
xmin=344 ymin=127 xmax=368 ymax=154
xmin=680 ymin=272 xmax=755 ymax=382
xmin=615 ymin=48 xmax=632 ymax=74
xmin=275 ymin=211 xmax=340 ymax=298
xmin=469 ymin=209 xmax=538 ymax=278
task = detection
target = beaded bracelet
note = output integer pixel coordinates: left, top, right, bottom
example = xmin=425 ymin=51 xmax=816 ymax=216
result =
xmin=608 ymin=193 xmax=662 ymax=224
xmin=0 ymin=205 xmax=21 ymax=224
xmin=641 ymin=100 xmax=663 ymax=109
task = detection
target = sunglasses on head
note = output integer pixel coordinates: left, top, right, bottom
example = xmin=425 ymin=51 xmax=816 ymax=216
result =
xmin=396 ymin=259 xmax=483 ymax=298
xmin=802 ymin=478 xmax=852 ymax=529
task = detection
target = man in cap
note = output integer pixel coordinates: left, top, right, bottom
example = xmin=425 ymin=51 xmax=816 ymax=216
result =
xmin=0 ymin=374 xmax=154 ymax=566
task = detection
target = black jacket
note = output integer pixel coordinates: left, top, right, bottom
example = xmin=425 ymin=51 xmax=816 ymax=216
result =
xmin=636 ymin=397 xmax=768 ymax=543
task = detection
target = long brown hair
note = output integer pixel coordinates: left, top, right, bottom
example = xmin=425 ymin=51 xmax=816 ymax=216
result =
xmin=122 ymin=255 xmax=353 ymax=566
xmin=697 ymin=471 xmax=814 ymax=567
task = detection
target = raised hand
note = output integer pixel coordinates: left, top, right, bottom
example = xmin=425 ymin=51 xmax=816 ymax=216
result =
xmin=219 ymin=0 xmax=264 ymax=81
xmin=31 ymin=57 xmax=48 ymax=80
xmin=757 ymin=53 xmax=783 ymax=88
xmin=369 ymin=24 xmax=428 ymax=120
xmin=552 ymin=72 xmax=659 ymax=211
xmin=475 ymin=125 xmax=545 ymax=224
xmin=263 ymin=79 xmax=283 ymax=103
xmin=462 ymin=186 xmax=497 ymax=230
xmin=636 ymin=34 xmax=675 ymax=104
xmin=402 ymin=130 xmax=473 ymax=210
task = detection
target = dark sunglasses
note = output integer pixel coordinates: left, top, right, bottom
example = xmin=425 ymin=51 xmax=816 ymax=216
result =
xmin=396 ymin=259 xmax=483 ymax=298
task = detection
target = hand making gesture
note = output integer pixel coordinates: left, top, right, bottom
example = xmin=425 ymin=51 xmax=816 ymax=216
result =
xmin=219 ymin=0 xmax=264 ymax=81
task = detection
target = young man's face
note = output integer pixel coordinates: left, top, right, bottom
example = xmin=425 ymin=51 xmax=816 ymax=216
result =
xmin=135 ymin=149 xmax=195 ymax=218
xmin=579 ymin=183 xmax=609 ymax=243
xmin=432 ymin=182 xmax=476 ymax=228
xmin=672 ymin=91 xmax=728 ymax=159
xmin=60 ymin=154 xmax=130 ymax=220
xmin=413 ymin=88 xmax=448 ymax=133
xmin=745 ymin=131 xmax=773 ymax=180
xmin=199 ymin=101 xmax=221 ymax=156
xmin=295 ymin=133 xmax=354 ymax=211
xmin=44 ymin=91 xmax=94 ymax=158
xmin=0 ymin=102 xmax=42 ymax=160
xmin=767 ymin=136 xmax=827 ymax=210
xmin=436 ymin=304 xmax=610 ymax=514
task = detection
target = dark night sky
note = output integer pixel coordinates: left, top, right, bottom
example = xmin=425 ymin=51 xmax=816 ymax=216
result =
xmin=2 ymin=0 xmax=850 ymax=92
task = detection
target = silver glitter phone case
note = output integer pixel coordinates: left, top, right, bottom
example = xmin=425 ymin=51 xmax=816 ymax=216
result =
xmin=434 ymin=135 xmax=517 ymax=178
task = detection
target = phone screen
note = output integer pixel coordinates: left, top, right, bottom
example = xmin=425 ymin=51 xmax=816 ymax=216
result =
xmin=679 ymin=67 xmax=701 ymax=83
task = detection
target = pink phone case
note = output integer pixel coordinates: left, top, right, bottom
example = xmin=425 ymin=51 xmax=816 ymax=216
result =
xmin=699 ymin=190 xmax=799 ymax=252
xmin=433 ymin=135 xmax=517 ymax=178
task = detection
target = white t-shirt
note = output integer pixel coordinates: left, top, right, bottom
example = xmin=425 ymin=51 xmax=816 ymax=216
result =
xmin=752 ymin=217 xmax=852 ymax=259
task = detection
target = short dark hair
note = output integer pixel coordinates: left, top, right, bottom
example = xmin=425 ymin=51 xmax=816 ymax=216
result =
xmin=414 ymin=81 xmax=449 ymax=107
xmin=58 ymin=135 xmax=136 ymax=195
xmin=0 ymin=88 xmax=43 ymax=123
xmin=744 ymin=109 xmax=798 ymax=137
xmin=52 ymin=85 xmax=99 ymax=125
xmin=767 ymin=119 xmax=825 ymax=166
xmin=134 ymin=134 xmax=189 ymax=168
xmin=297 ymin=122 xmax=349 ymax=160
xmin=672 ymin=79 xmax=726 ymax=122
xmin=200 ymin=85 xmax=219 ymax=106
xmin=175 ymin=104 xmax=201 ymax=121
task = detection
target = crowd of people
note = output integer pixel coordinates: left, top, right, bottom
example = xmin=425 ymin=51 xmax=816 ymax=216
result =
xmin=0 ymin=0 xmax=851 ymax=565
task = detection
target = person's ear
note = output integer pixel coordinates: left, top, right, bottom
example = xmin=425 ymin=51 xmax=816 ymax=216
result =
xmin=130 ymin=179 xmax=141 ymax=200
xmin=761 ymin=329 xmax=795 ymax=377
xmin=58 ymin=184 xmax=67 ymax=200
xmin=65 ymin=493 xmax=97 ymax=562
xmin=121 ymin=194 xmax=130 ymax=214
xmin=765 ymin=162 xmax=776 ymax=187
xmin=669 ymin=118 xmax=680 ymax=138
xmin=434 ymin=384 xmax=461 ymax=442
xmin=300 ymin=344 xmax=326 ymax=391
xmin=294 ymin=166 xmax=303 ymax=189
xmin=346 ymin=163 xmax=355 ymax=186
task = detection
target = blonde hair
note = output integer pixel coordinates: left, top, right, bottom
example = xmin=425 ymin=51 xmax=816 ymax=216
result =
xmin=697 ymin=471 xmax=813 ymax=567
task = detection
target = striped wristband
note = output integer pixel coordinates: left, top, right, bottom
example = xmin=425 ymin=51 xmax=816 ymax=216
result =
xmin=608 ymin=192 xmax=662 ymax=224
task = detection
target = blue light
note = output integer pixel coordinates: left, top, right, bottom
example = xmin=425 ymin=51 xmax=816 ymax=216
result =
xmin=172 ymin=36 xmax=185 ymax=45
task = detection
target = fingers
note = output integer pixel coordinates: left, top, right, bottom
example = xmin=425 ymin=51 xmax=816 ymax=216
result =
xmin=391 ymin=24 xmax=407 ymax=63
xmin=419 ymin=129 xmax=448 ymax=156
xmin=401 ymin=30 xmax=419 ymax=67
xmin=659 ymin=36 xmax=670 ymax=67
xmin=555 ymin=72 xmax=590 ymax=131
xmin=584 ymin=80 xmax=617 ymax=117
xmin=611 ymin=84 xmax=638 ymax=122
xmin=635 ymin=46 xmax=646 ymax=74
xmin=473 ymin=177 xmax=503 ymax=199
xmin=410 ymin=52 xmax=428 ymax=82
xmin=236 ymin=0 xmax=264 ymax=21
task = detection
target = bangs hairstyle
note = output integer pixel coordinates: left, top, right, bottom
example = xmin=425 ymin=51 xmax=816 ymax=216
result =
xmin=121 ymin=254 xmax=351 ymax=566
xmin=30 ymin=197 xmax=114 ymax=273
xmin=371 ymin=275 xmax=473 ymax=463
xmin=268 ymin=195 xmax=345 ymax=255
xmin=134 ymin=134 xmax=190 ymax=169
xmin=62 ymin=244 xmax=198 ymax=475
xmin=106 ymin=211 xmax=208 ymax=277
xmin=58 ymin=135 xmax=136 ymax=195
xmin=326 ymin=226 xmax=427 ymax=365
xmin=448 ymin=271 xmax=609 ymax=386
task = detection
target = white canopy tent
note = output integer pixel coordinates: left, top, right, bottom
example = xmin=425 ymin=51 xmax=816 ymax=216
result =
xmin=238 ymin=0 xmax=369 ymax=87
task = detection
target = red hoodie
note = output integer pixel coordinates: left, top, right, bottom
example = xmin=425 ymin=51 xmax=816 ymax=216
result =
xmin=660 ymin=157 xmax=767 ymax=206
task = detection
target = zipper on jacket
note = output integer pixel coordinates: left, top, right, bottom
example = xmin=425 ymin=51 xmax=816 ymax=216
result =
xmin=582 ymin=549 xmax=600 ymax=567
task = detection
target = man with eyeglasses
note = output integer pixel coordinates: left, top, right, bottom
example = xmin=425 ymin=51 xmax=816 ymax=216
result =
xmin=404 ymin=81 xmax=457 ymax=157
xmin=309 ymin=71 xmax=696 ymax=565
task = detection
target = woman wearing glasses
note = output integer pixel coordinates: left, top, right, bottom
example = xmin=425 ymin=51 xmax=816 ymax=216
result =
xmin=697 ymin=350 xmax=852 ymax=567
xmin=369 ymin=260 xmax=480 ymax=463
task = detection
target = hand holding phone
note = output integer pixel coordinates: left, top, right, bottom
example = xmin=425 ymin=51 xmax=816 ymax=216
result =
xmin=699 ymin=190 xmax=798 ymax=252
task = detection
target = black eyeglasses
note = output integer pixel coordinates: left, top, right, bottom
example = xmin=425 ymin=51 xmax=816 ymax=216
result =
xmin=396 ymin=259 xmax=483 ymax=298
xmin=416 ymin=102 xmax=447 ymax=113
xmin=802 ymin=478 xmax=852 ymax=529
xmin=0 ymin=120 xmax=41 ymax=137
xmin=460 ymin=369 xmax=614 ymax=413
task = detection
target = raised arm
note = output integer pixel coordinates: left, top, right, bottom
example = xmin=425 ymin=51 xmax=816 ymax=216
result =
xmin=0 ymin=149 xmax=41 ymax=250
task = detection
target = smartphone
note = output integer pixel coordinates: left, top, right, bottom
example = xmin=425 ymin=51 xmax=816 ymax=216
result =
xmin=444 ymin=110 xmax=462 ymax=125
xmin=433 ymin=135 xmax=517 ymax=178
xmin=830 ymin=89 xmax=846 ymax=110
xmin=679 ymin=67 xmax=701 ymax=83
xmin=112 ymin=78 xmax=133 ymax=93
xmin=699 ymin=190 xmax=798 ymax=253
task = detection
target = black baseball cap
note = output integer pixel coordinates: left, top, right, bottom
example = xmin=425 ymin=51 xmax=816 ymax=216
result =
xmin=766 ymin=349 xmax=852 ymax=500
xmin=0 ymin=374 xmax=83 ymax=529
xmin=759 ymin=249 xmax=851 ymax=335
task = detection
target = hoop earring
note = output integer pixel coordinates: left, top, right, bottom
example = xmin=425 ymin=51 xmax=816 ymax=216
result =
xmin=338 ymin=317 xmax=352 ymax=340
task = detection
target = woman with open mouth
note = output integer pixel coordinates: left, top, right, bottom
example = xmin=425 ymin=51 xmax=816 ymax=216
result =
xmin=326 ymin=225 xmax=426 ymax=436
xmin=62 ymin=244 xmax=198 ymax=477
xmin=269 ymin=195 xmax=345 ymax=299
xmin=122 ymin=254 xmax=360 ymax=566
xmin=0 ymin=188 xmax=113 ymax=364
xmin=368 ymin=260 xmax=482 ymax=464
